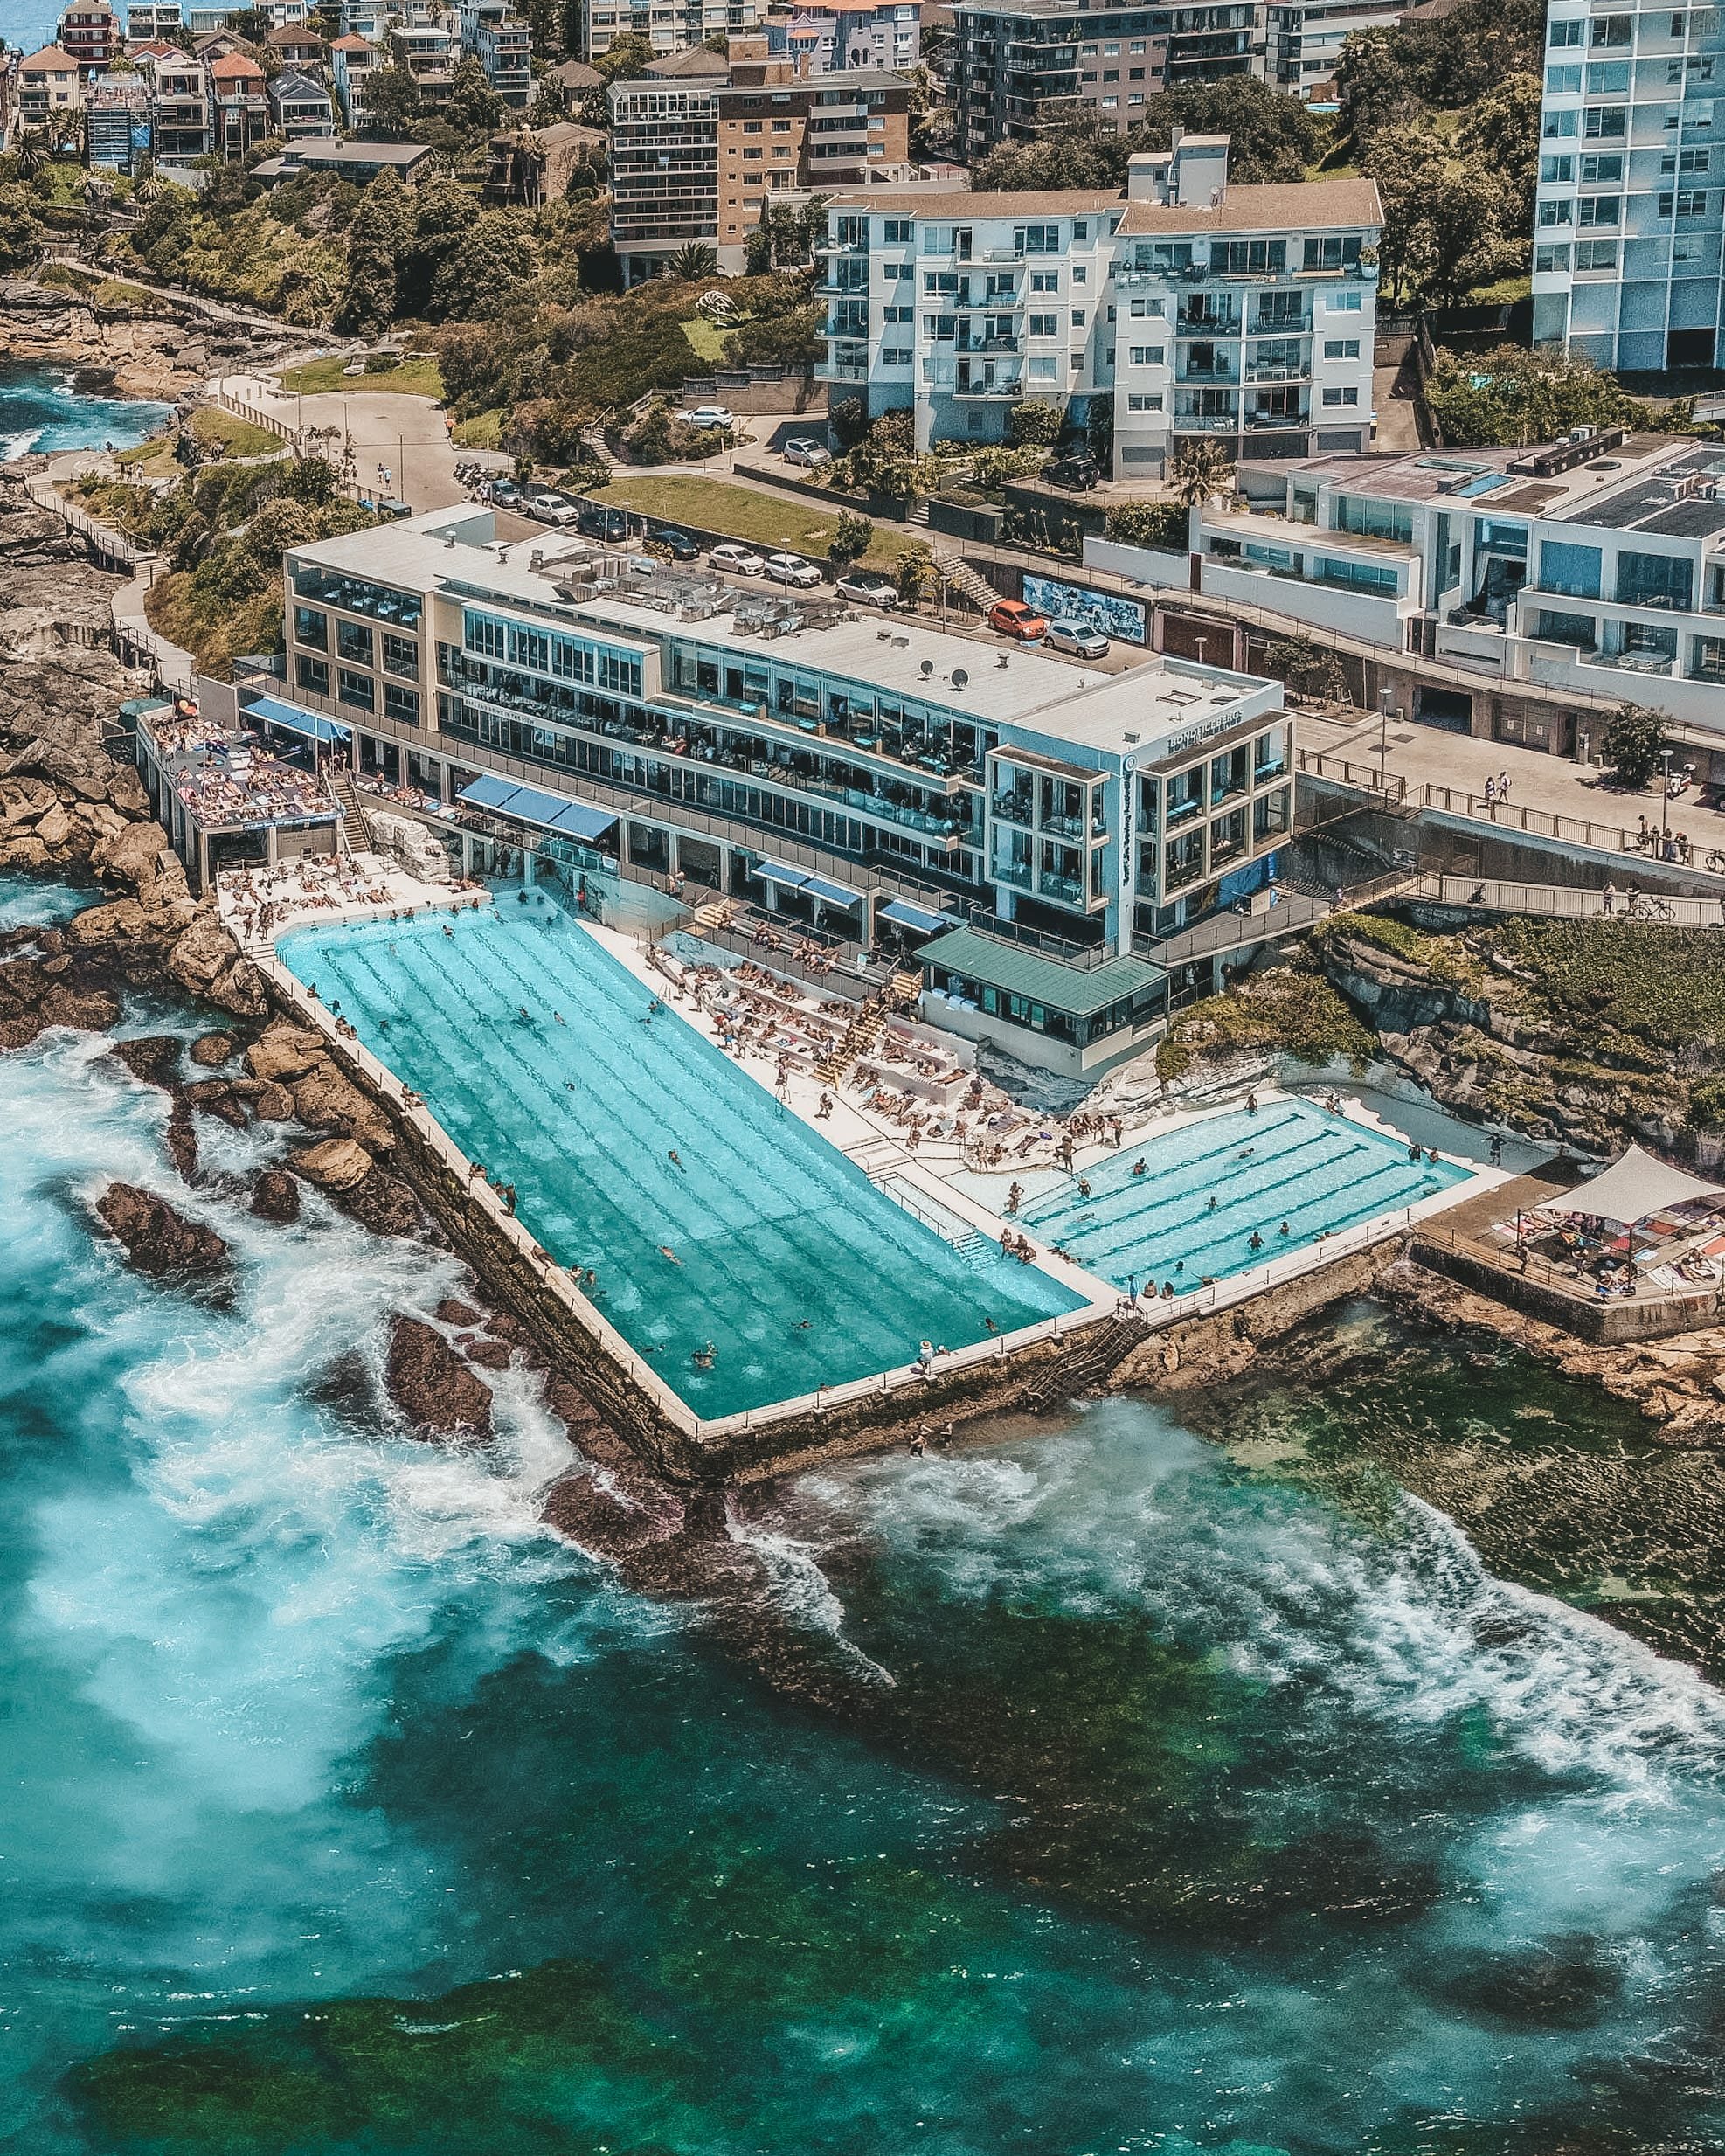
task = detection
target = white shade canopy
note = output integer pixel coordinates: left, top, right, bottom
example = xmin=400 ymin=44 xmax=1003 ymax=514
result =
xmin=1544 ymin=1144 xmax=1725 ymax=1227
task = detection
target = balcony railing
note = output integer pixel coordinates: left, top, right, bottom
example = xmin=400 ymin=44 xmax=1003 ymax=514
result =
xmin=953 ymin=375 xmax=1024 ymax=399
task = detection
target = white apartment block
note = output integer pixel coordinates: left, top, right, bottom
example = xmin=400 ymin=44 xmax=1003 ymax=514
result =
xmin=125 ymin=2 xmax=184 ymax=38
xmin=777 ymin=1 xmax=920 ymax=74
xmin=578 ymin=0 xmax=764 ymax=60
xmin=821 ymin=133 xmax=1381 ymax=474
xmin=1532 ymin=0 xmax=1725 ymax=371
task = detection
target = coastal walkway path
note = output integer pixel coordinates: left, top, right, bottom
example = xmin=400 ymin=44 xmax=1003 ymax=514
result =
xmin=1414 ymin=870 xmax=1725 ymax=927
xmin=22 ymin=456 xmax=196 ymax=696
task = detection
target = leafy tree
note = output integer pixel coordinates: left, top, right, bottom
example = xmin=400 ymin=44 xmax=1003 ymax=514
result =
xmin=971 ymin=124 xmax=1125 ymax=194
xmin=357 ymin=65 xmax=422 ymax=139
xmin=896 ymin=544 xmax=940 ymax=606
xmin=1131 ymin=74 xmax=1322 ymax=184
xmin=1105 ymin=498 xmax=1188 ymax=550
xmin=828 ymin=395 xmax=868 ymax=449
xmin=829 ymin=509 xmax=874 ymax=565
xmin=0 ymin=181 xmax=44 ymax=274
xmin=1167 ymin=438 xmax=1235 ymax=507
xmin=1603 ymin=701 xmax=1670 ymax=790
xmin=396 ymin=173 xmax=479 ymax=315
xmin=336 ymin=168 xmax=412 ymax=332
xmin=1368 ymin=128 xmax=1512 ymax=308
xmin=667 ymin=240 xmax=719 ymax=280
xmin=1265 ymin=633 xmax=1347 ymax=702
xmin=447 ymin=54 xmax=507 ymax=137
xmin=1086 ymin=395 xmax=1114 ymax=476
xmin=1424 ymin=343 xmax=1669 ymax=448
xmin=1458 ymin=72 xmax=1541 ymax=237
xmin=430 ymin=211 xmax=537 ymax=319
xmin=720 ymin=303 xmax=822 ymax=368
xmin=592 ymin=31 xmax=655 ymax=80
xmin=520 ymin=0 xmax=560 ymax=57
xmin=1008 ymin=399 xmax=1064 ymax=448
xmin=11 ymin=127 xmax=52 ymax=182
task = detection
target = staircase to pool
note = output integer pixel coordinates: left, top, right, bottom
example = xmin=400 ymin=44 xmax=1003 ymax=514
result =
xmin=873 ymin=1172 xmax=996 ymax=1271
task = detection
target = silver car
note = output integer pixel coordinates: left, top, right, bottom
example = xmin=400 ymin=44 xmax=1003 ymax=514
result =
xmin=835 ymin=569 xmax=899 ymax=610
xmin=782 ymin=437 xmax=832 ymax=468
xmin=1044 ymin=619 xmax=1110 ymax=658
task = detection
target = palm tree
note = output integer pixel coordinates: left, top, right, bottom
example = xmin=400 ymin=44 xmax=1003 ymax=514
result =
xmin=1167 ymin=436 xmax=1236 ymax=508
xmin=666 ymin=241 xmax=718 ymax=281
xmin=13 ymin=126 xmax=52 ymax=181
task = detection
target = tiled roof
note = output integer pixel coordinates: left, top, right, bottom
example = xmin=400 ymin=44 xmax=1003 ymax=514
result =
xmin=209 ymin=48 xmax=265 ymax=76
xmin=21 ymin=45 xmax=81 ymax=69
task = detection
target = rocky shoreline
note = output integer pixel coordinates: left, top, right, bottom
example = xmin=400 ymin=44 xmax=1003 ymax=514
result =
xmin=1 ymin=274 xmax=301 ymax=403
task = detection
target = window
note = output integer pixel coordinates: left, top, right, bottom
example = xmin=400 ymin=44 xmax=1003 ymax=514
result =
xmin=1327 ymin=289 xmax=1362 ymax=312
xmin=1323 ymin=336 xmax=1360 ymax=359
xmin=883 ymin=217 xmax=911 ymax=241
xmin=1127 ymin=344 xmax=1166 ymax=364
xmin=1533 ymin=607 xmax=1597 ymax=648
xmin=1540 ymin=537 xmax=1602 ymax=596
xmin=1617 ymin=549 xmax=1693 ymax=609
xmin=1581 ymin=152 xmax=1623 ymax=180
xmin=294 ymin=606 xmax=327 ymax=650
xmin=1549 ymin=16 xmax=1583 ymax=40
xmin=1546 ymin=61 xmax=1583 ymax=89
xmin=1128 ymin=296 xmax=1162 ymax=316
xmin=382 ymin=632 xmax=417 ymax=678
xmin=1539 ymin=198 xmax=1575 ymax=225
xmin=1584 ymin=59 xmax=1630 ymax=88
xmin=1334 ymin=494 xmax=1413 ymax=542
xmin=1302 ymin=234 xmax=1361 ymax=272
xmin=1126 ymin=392 xmax=1164 ymax=410
xmin=1545 ymin=107 xmax=1579 ymax=135
xmin=1321 ymin=385 xmax=1360 ymax=406
xmin=1029 ymin=356 xmax=1059 ymax=381
xmin=1583 ymin=102 xmax=1627 ymax=133
xmin=295 ymin=654 xmax=328 ymax=697
xmin=772 ymin=117 xmax=790 ymax=131
xmin=881 ymin=345 xmax=912 ymax=364
xmin=337 ymin=667 xmax=374 ymax=712
xmin=336 ymin=619 xmax=373 ymax=665
xmin=1536 ymin=241 xmax=1574 ymax=271
xmin=1590 ymin=13 xmax=1631 ymax=43
xmin=1542 ymin=154 xmax=1576 ymax=180
xmin=1073 ymin=265 xmax=1086 ymax=283
xmin=1070 ymin=308 xmax=1086 ymax=327
xmin=384 ymin=682 xmax=419 ymax=724
xmin=1029 ymin=270 xmax=1059 ymax=292
xmin=1577 ymin=193 xmax=1621 ymax=225
xmin=1015 ymin=223 xmax=1059 ymax=253
xmin=1029 ymin=311 xmax=1058 ymax=336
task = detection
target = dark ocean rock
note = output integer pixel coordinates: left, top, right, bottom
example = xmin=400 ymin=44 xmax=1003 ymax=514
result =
xmin=250 ymin=1168 xmax=301 ymax=1224
xmin=109 ymin=1033 xmax=183 ymax=1090
xmin=384 ymin=1315 xmax=492 ymax=1442
xmin=94 ymin=1181 xmax=228 ymax=1280
xmin=189 ymin=1032 xmax=235 ymax=1067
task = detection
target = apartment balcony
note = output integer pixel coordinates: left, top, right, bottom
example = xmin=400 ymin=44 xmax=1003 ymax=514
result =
xmin=1244 ymin=406 xmax=1310 ymax=429
xmin=1172 ymin=412 xmax=1242 ymax=434
xmin=1175 ymin=361 xmax=1240 ymax=385
xmin=1244 ymin=363 xmax=1310 ymax=383
xmin=953 ymin=372 xmax=1025 ymax=399
xmin=1175 ymin=310 xmax=1241 ymax=336
xmin=955 ymin=332 xmax=1019 ymax=355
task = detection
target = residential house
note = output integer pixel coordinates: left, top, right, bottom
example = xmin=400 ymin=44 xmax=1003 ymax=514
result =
xmin=329 ymin=31 xmax=377 ymax=121
xmin=268 ymin=66 xmax=335 ymax=135
xmin=58 ymin=2 xmax=122 ymax=73
xmin=457 ymin=0 xmax=532 ymax=105
xmin=17 ymin=47 xmax=87 ymax=128
xmin=484 ymin=118 xmax=606 ymax=203
xmin=137 ymin=45 xmax=212 ymax=159
xmin=85 ymin=70 xmax=151 ymax=166
xmin=251 ymin=135 xmax=438 ymax=179
xmin=125 ymin=2 xmax=184 ymax=38
xmin=208 ymin=45 xmax=269 ymax=156
xmin=388 ymin=12 xmax=461 ymax=110
xmin=819 ymin=133 xmax=1380 ymax=467
xmin=264 ymin=21 xmax=328 ymax=66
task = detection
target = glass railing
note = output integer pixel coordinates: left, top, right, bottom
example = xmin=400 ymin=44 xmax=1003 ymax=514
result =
xmin=1038 ymin=871 xmax=1084 ymax=905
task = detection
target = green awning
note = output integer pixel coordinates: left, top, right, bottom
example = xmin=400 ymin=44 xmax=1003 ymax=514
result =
xmin=920 ymin=927 xmax=1165 ymax=1017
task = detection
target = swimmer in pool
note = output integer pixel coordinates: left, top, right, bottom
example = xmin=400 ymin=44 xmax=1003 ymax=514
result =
xmin=692 ymin=1341 xmax=716 ymax=1369
xmin=1278 ymin=1221 xmax=1291 ymax=1237
xmin=554 ymin=1012 xmax=565 ymax=1025
xmin=1249 ymin=1231 xmax=1264 ymax=1251
xmin=1131 ymin=1158 xmax=1147 ymax=1177
xmin=1237 ymin=1146 xmax=1255 ymax=1160
xmin=1207 ymin=1196 xmax=1218 ymax=1212
xmin=658 ymin=1246 xmax=681 ymax=1264
xmin=668 ymin=1149 xmax=684 ymax=1170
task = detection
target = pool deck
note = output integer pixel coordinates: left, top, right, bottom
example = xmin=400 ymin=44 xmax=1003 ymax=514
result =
xmin=252 ymin=868 xmax=1512 ymax=1450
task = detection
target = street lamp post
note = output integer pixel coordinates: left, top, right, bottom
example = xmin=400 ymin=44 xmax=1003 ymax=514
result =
xmin=1662 ymin=745 xmax=1674 ymax=849
xmin=1378 ymin=685 xmax=1393 ymax=787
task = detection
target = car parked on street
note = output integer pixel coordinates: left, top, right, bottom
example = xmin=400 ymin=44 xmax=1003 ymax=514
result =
xmin=835 ymin=568 xmax=899 ymax=609
xmin=1044 ymin=618 xmax=1109 ymax=658
xmin=679 ymin=406 xmax=737 ymax=432
xmin=524 ymin=490 xmax=582 ymax=527
xmin=710 ymin=542 xmax=766 ymax=576
xmin=988 ymin=598 xmax=1050 ymax=641
xmin=782 ymin=437 xmax=831 ymax=468
xmin=763 ymin=551 xmax=823 ymax=587
xmin=648 ymin=525 xmax=700 ymax=560
xmin=576 ymin=503 xmax=631 ymax=544
xmin=484 ymin=480 xmax=522 ymax=508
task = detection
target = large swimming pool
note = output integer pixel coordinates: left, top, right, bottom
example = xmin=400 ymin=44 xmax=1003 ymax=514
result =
xmin=281 ymin=904 xmax=1084 ymax=1417
xmin=1017 ymin=1098 xmax=1469 ymax=1295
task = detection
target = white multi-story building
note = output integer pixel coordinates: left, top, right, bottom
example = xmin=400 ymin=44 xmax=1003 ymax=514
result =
xmin=821 ymin=133 xmax=1381 ymax=471
xmin=1532 ymin=0 xmax=1725 ymax=371
xmin=774 ymin=0 xmax=920 ymax=74
xmin=457 ymin=0 xmax=532 ymax=104
xmin=249 ymin=507 xmax=1303 ymax=1071
xmin=578 ymin=0 xmax=765 ymax=60
xmin=125 ymin=2 xmax=184 ymax=38
xmin=1091 ymin=425 xmax=1725 ymax=749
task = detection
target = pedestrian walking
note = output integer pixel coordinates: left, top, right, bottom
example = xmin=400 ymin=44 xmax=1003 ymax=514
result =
xmin=1601 ymin=882 xmax=1617 ymax=916
xmin=1484 ymin=774 xmax=1498 ymax=806
xmin=1497 ymin=770 xmax=1511 ymax=804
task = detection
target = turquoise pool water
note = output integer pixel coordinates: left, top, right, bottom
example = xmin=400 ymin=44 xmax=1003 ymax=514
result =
xmin=281 ymin=903 xmax=1084 ymax=1416
xmin=1020 ymin=1098 xmax=1469 ymax=1294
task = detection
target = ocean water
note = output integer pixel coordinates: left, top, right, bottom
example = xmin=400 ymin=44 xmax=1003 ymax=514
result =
xmin=5 ymin=880 xmax=1725 ymax=2153
xmin=0 ymin=363 xmax=173 ymax=462
xmin=281 ymin=902 xmax=1084 ymax=1415
xmin=1016 ymin=1099 xmax=1470 ymax=1293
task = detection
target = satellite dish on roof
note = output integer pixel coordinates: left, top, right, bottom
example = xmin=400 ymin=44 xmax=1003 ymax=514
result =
xmin=919 ymin=658 xmax=935 ymax=677
xmin=952 ymin=667 xmax=968 ymax=689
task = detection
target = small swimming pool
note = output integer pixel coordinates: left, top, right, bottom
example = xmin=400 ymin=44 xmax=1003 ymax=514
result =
xmin=281 ymin=904 xmax=1084 ymax=1417
xmin=1017 ymin=1099 xmax=1469 ymax=1295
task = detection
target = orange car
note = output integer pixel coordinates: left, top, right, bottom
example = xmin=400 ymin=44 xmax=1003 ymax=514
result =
xmin=988 ymin=598 xmax=1050 ymax=641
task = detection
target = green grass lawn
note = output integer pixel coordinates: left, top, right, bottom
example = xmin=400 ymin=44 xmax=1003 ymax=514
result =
xmin=452 ymin=407 xmax=505 ymax=449
xmin=591 ymin=474 xmax=917 ymax=565
xmin=279 ymin=354 xmax=446 ymax=399
xmin=680 ymin=313 xmax=745 ymax=363
xmin=115 ymin=406 xmax=281 ymax=476
xmin=1462 ymin=271 xmax=1533 ymax=307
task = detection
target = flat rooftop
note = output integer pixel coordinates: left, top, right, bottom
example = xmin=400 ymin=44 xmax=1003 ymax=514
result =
xmin=292 ymin=508 xmax=1282 ymax=762
xmin=1281 ymin=435 xmax=1725 ymax=540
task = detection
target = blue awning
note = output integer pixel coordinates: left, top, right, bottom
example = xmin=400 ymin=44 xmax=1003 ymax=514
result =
xmin=246 ymin=694 xmax=350 ymax=745
xmin=801 ymin=872 xmax=863 ymax=908
xmin=753 ymin=858 xmax=809 ymax=887
xmin=879 ymin=898 xmax=953 ymax=935
xmin=458 ymin=774 xmax=617 ymax=842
